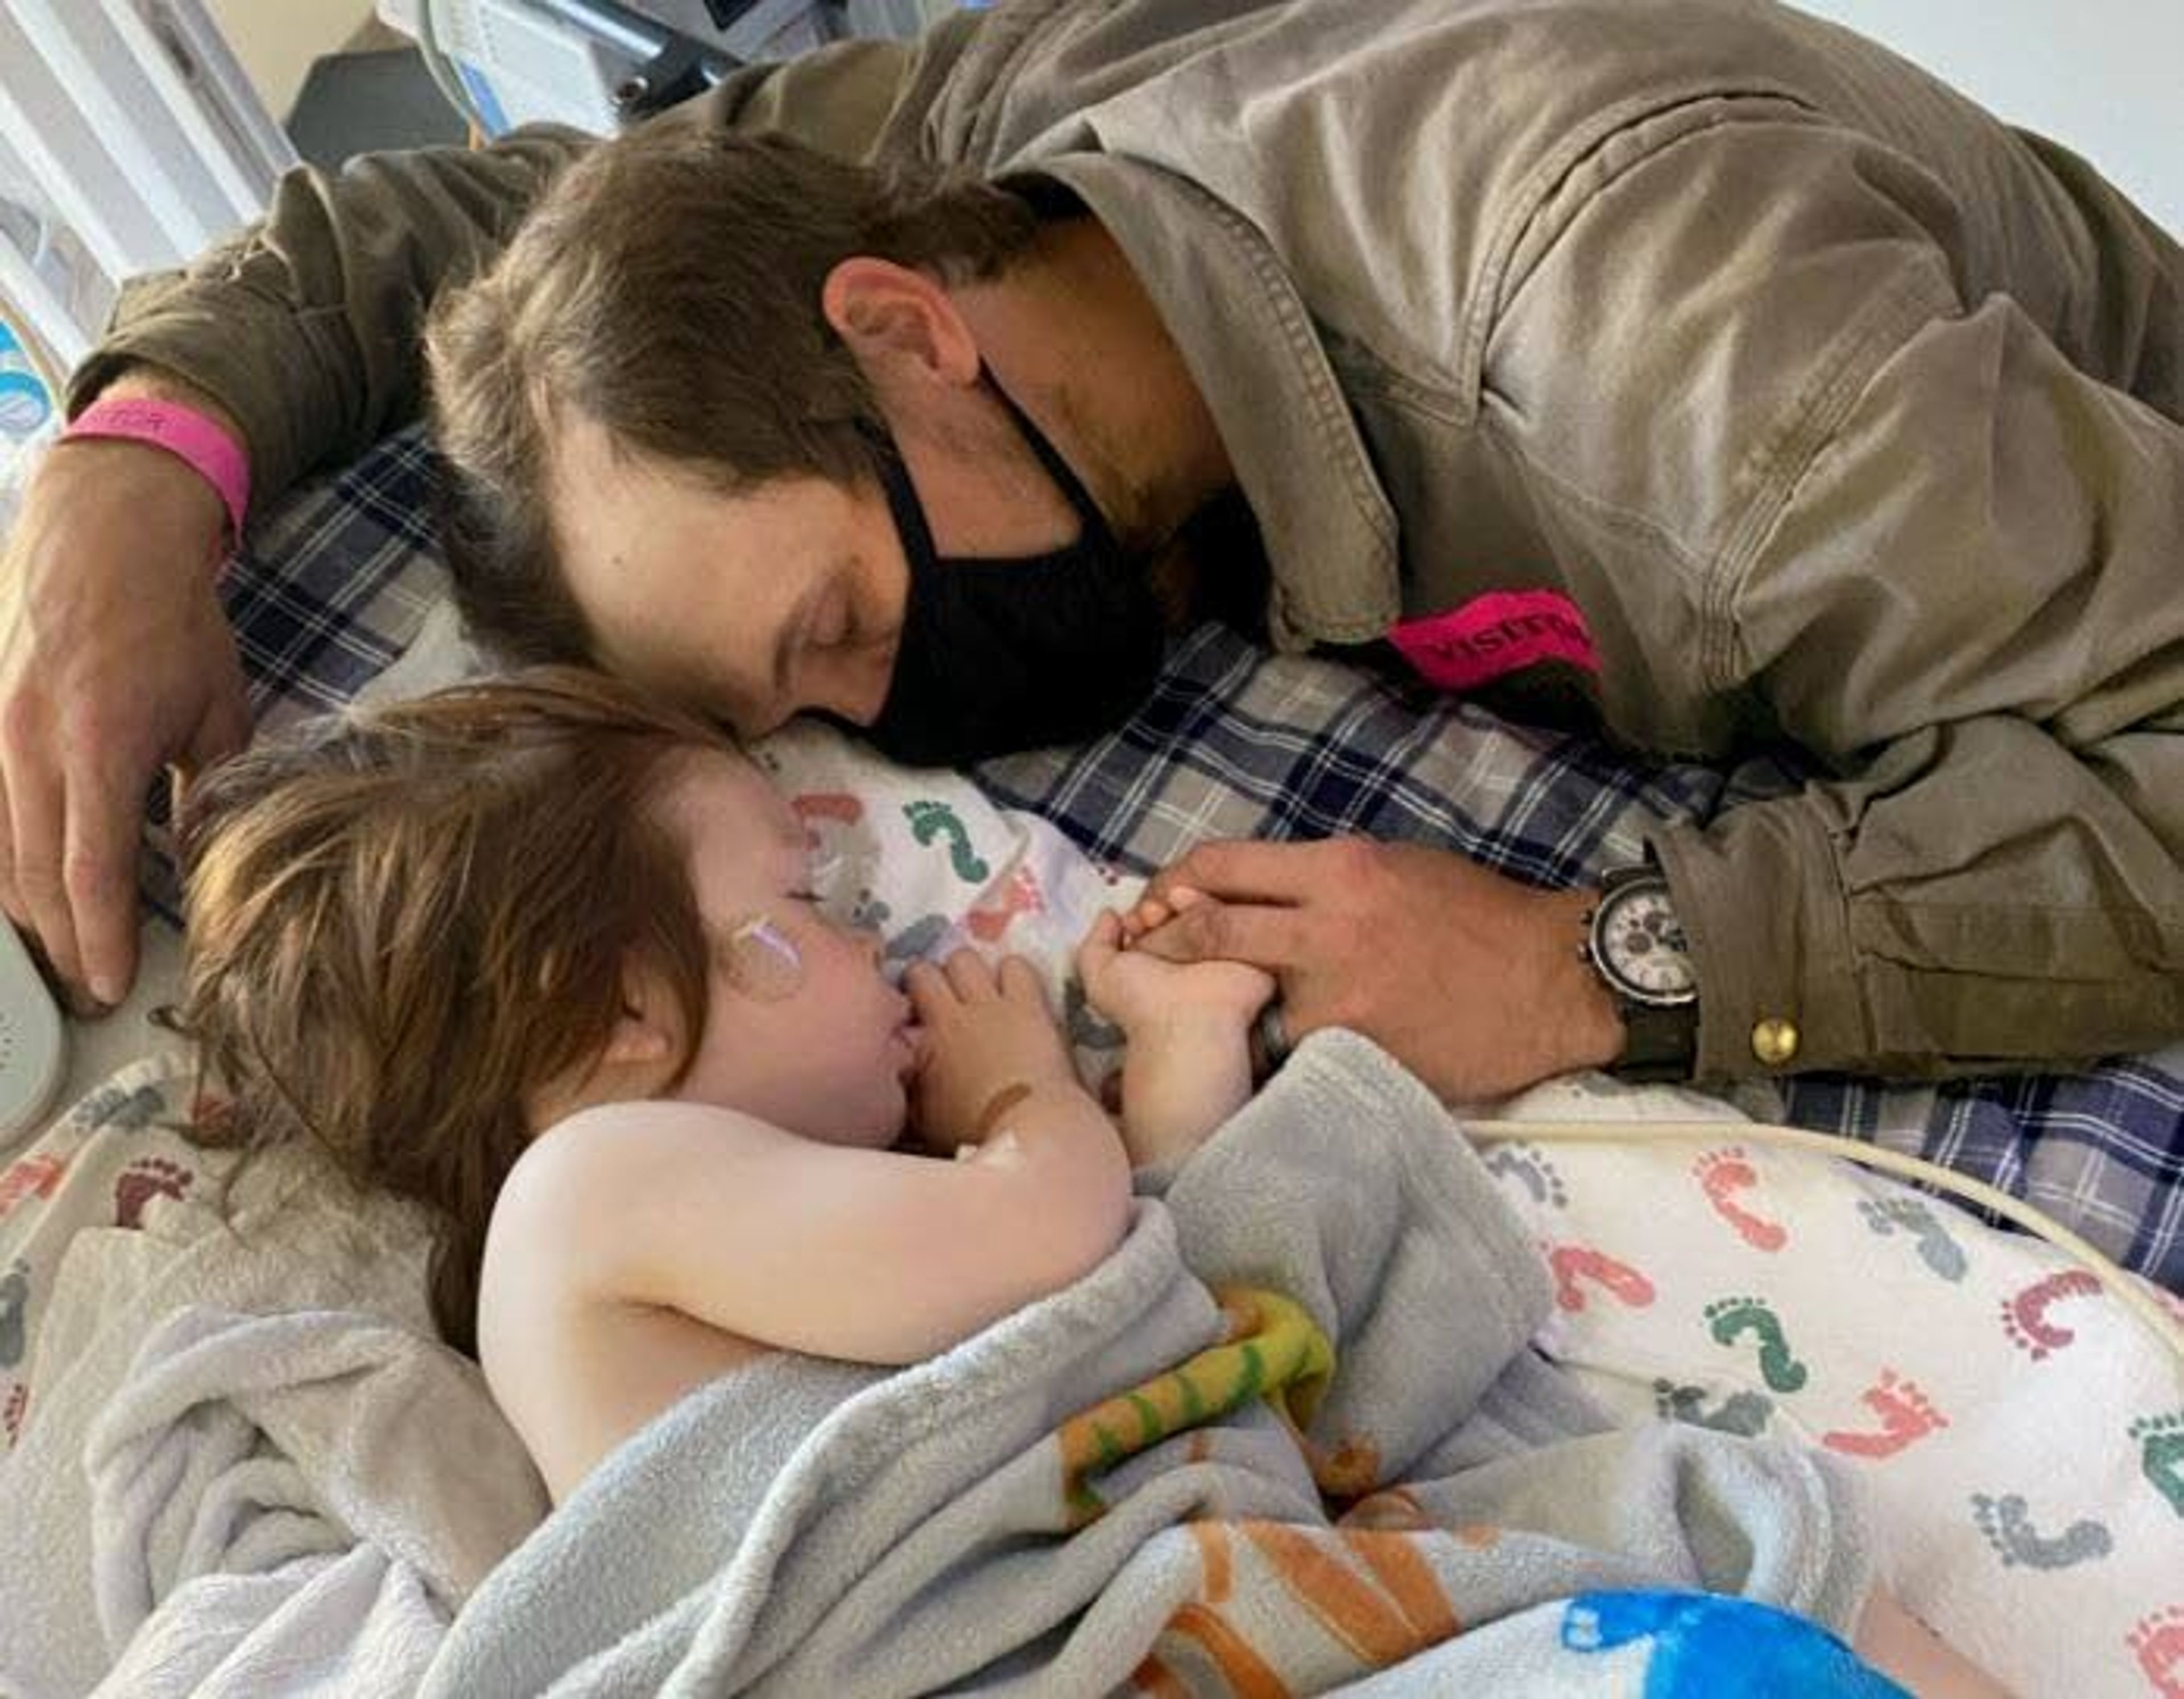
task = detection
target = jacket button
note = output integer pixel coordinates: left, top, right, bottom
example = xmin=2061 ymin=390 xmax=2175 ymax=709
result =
xmin=1751 ymin=1018 xmax=1800 ymax=1066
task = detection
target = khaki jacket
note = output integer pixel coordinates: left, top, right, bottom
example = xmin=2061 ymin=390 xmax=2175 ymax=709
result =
xmin=73 ymin=0 xmax=2183 ymax=1078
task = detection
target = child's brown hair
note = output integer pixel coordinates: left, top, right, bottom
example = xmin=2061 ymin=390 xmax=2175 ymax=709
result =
xmin=173 ymin=667 xmax=738 ymax=1354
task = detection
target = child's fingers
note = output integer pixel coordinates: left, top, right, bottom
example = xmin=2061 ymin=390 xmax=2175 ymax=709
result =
xmin=941 ymin=946 xmax=997 ymax=1002
xmin=995 ymin=953 xmax=1051 ymax=1010
xmin=1127 ymin=888 xmax=1208 ymax=946
xmin=1120 ymin=896 xmax=1170 ymax=944
xmin=903 ymin=959 xmax=953 ymax=1020
xmin=1077 ymin=908 xmax=1122 ymax=964
xmin=1075 ymin=918 xmax=1118 ymax=998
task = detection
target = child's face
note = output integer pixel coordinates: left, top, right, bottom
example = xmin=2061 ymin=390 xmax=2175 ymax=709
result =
xmin=656 ymin=750 xmax=916 ymax=1146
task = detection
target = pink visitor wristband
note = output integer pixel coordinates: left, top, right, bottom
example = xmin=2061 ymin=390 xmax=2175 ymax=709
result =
xmin=63 ymin=396 xmax=251 ymax=540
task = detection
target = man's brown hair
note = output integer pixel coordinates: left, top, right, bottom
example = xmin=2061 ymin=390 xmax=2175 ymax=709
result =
xmin=424 ymin=124 xmax=1039 ymax=666
xmin=171 ymin=668 xmax=737 ymax=1355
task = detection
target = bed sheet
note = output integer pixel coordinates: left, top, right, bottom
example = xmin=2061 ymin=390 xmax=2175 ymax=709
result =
xmin=1479 ymin=1075 xmax=2184 ymax=1699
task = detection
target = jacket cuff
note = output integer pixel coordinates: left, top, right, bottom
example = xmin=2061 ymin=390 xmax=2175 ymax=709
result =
xmin=66 ymin=277 xmax=348 ymax=516
xmin=1648 ymin=797 xmax=1865 ymax=1078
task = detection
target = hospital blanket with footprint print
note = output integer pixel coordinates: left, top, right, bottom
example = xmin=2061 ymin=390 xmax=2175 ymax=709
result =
xmin=1476 ymin=1076 xmax=2184 ymax=1699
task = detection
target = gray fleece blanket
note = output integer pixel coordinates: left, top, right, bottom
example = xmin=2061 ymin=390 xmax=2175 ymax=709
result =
xmin=419 ymin=1031 xmax=1882 ymax=1697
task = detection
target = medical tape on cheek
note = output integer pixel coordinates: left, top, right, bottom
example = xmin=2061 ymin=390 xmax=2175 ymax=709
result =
xmin=721 ymin=915 xmax=804 ymax=1001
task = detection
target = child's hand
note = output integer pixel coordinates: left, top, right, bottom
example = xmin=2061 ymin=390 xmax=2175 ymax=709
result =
xmin=905 ymin=948 xmax=1083 ymax=1153
xmin=1078 ymin=889 xmax=1277 ymax=1039
xmin=1079 ymin=891 xmax=1280 ymax=1172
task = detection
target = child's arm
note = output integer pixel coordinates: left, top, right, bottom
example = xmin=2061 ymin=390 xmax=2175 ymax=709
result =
xmin=1078 ymin=898 xmax=1277 ymax=1173
xmin=496 ymin=955 xmax=1130 ymax=1367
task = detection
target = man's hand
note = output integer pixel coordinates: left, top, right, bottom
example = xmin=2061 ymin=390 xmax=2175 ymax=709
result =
xmin=1135 ymin=837 xmax=1626 ymax=1101
xmin=0 ymin=379 xmax=250 ymax=1007
xmin=904 ymin=948 xmax=1086 ymax=1151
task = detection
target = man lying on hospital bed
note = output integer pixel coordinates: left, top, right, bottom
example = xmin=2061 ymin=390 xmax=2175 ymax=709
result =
xmin=164 ymin=666 xmax=2003 ymax=1696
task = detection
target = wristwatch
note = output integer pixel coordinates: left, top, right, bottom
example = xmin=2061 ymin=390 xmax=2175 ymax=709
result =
xmin=1581 ymin=864 xmax=1699 ymax=1082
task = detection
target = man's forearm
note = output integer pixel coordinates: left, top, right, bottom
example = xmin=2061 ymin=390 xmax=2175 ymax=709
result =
xmin=85 ymin=362 xmax=245 ymax=437
xmin=55 ymin=364 xmax=242 ymax=582
xmin=1532 ymin=886 xmax=1628 ymax=1078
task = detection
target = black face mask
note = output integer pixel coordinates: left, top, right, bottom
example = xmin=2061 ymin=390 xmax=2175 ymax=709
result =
xmin=858 ymin=375 xmax=1165 ymax=767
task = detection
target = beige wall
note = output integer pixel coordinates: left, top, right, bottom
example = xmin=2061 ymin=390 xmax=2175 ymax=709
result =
xmin=1788 ymin=0 xmax=2182 ymax=237
xmin=203 ymin=0 xmax=374 ymax=115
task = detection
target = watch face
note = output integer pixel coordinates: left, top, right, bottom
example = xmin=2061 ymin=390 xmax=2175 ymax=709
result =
xmin=1595 ymin=878 xmax=1697 ymax=1006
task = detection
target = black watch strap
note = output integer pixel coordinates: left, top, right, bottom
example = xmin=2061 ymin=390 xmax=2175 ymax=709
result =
xmin=1614 ymin=1001 xmax=1699 ymax=1084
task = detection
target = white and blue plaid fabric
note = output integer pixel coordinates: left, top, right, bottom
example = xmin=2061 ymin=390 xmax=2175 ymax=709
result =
xmin=176 ymin=426 xmax=2184 ymax=1292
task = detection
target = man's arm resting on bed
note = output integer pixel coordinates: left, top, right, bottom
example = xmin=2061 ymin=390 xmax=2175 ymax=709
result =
xmin=1514 ymin=115 xmax=2184 ymax=1078
xmin=1153 ymin=124 xmax=2182 ymax=1086
xmin=1653 ymin=716 xmax=2182 ymax=1081
xmin=0 ymin=364 xmax=251 ymax=1008
xmin=1137 ymin=839 xmax=1625 ymax=1102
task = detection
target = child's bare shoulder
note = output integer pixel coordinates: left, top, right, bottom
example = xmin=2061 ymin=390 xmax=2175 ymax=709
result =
xmin=493 ymin=1098 xmax=804 ymax=1239
xmin=481 ymin=1101 xmax=826 ymax=1350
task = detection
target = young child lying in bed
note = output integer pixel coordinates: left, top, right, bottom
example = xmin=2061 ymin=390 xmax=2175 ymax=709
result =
xmin=169 ymin=667 xmax=1272 ymax=1507
xmin=169 ymin=668 xmax=2000 ymax=1697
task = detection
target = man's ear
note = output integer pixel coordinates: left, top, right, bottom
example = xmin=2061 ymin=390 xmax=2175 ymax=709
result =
xmin=821 ymin=256 xmax=983 ymax=387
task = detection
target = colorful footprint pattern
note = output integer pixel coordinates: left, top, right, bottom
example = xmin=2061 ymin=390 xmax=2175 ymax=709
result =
xmin=1482 ymin=1135 xmax=2180 ymax=1696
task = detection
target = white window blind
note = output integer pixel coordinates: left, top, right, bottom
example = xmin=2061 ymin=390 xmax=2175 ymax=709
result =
xmin=0 ymin=0 xmax=294 ymax=383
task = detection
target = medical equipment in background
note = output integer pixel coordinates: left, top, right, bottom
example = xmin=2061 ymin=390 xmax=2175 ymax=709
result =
xmin=0 ymin=0 xmax=296 ymax=497
xmin=0 ymin=913 xmax=66 ymax=1144
xmin=378 ymin=0 xmax=966 ymax=137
